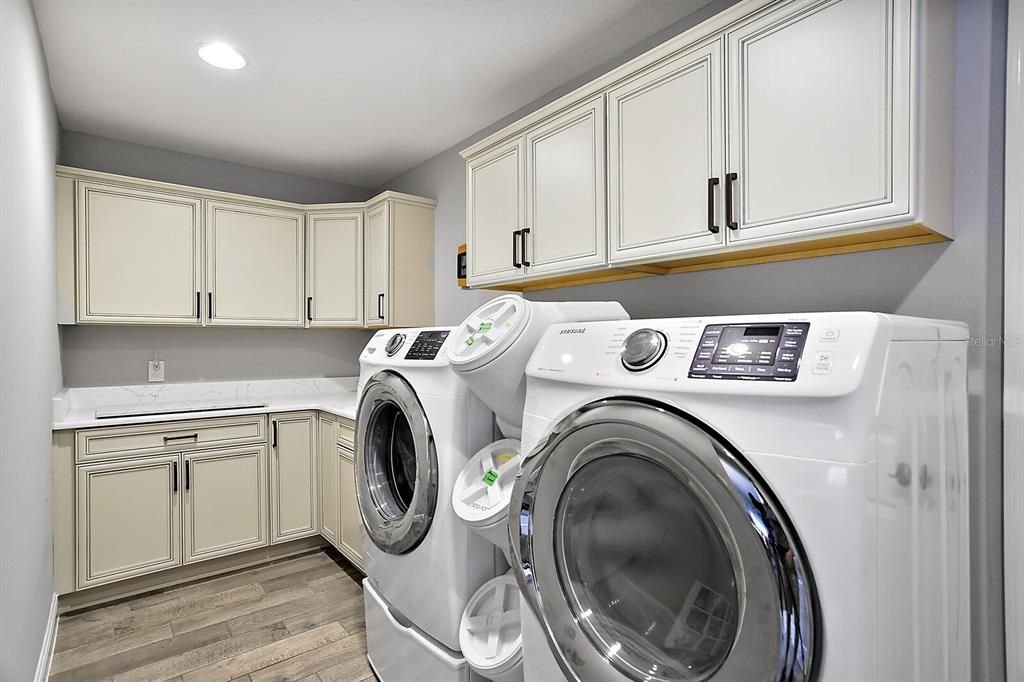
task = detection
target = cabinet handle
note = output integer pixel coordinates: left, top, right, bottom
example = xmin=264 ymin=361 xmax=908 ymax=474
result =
xmin=208 ymin=291 xmax=214 ymax=318
xmin=707 ymin=178 xmax=720 ymax=234
xmin=306 ymin=296 xmax=313 ymax=322
xmin=272 ymin=420 xmax=278 ymax=448
xmin=725 ymin=172 xmax=738 ymax=230
xmin=512 ymin=230 xmax=522 ymax=268
xmin=377 ymin=293 xmax=385 ymax=320
xmin=196 ymin=291 xmax=201 ymax=320
xmin=185 ymin=460 xmax=191 ymax=491
xmin=521 ymin=228 xmax=531 ymax=267
xmin=172 ymin=461 xmax=178 ymax=493
xmin=163 ymin=433 xmax=198 ymax=444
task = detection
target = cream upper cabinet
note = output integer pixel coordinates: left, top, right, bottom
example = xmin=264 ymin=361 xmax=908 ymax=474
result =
xmin=206 ymin=201 xmax=305 ymax=326
xmin=608 ymin=40 xmax=726 ymax=264
xmin=363 ymin=202 xmax=390 ymax=328
xmin=182 ymin=445 xmax=268 ymax=564
xmin=318 ymin=415 xmax=340 ymax=547
xmin=306 ymin=210 xmax=363 ymax=327
xmin=269 ymin=412 xmax=318 ymax=544
xmin=364 ymin=196 xmax=436 ymax=328
xmin=466 ymin=137 xmax=525 ymax=286
xmin=76 ymin=455 xmax=181 ymax=589
xmin=724 ymin=0 xmax=912 ymax=244
xmin=76 ymin=181 xmax=202 ymax=325
xmin=523 ymin=95 xmax=607 ymax=277
xmin=338 ymin=446 xmax=364 ymax=569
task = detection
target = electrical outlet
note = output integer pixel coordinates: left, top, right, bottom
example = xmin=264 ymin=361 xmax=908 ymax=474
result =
xmin=148 ymin=360 xmax=165 ymax=383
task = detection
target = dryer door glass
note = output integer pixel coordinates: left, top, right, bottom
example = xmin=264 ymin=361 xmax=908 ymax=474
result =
xmin=510 ymin=398 xmax=816 ymax=682
xmin=356 ymin=371 xmax=438 ymax=555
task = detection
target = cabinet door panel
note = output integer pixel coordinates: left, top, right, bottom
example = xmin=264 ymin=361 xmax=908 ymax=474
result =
xmin=726 ymin=0 xmax=911 ymax=243
xmin=270 ymin=413 xmax=318 ymax=543
xmin=76 ymin=455 xmax=181 ymax=588
xmin=338 ymin=448 xmax=364 ymax=569
xmin=183 ymin=446 xmax=268 ymax=563
xmin=608 ymin=40 xmax=725 ymax=263
xmin=77 ymin=182 xmax=202 ymax=324
xmin=307 ymin=211 xmax=363 ymax=327
xmin=207 ymin=201 xmax=305 ymax=326
xmin=319 ymin=416 xmax=340 ymax=546
xmin=525 ymin=96 xmax=606 ymax=276
xmin=466 ymin=138 xmax=525 ymax=286
xmin=363 ymin=203 xmax=390 ymax=328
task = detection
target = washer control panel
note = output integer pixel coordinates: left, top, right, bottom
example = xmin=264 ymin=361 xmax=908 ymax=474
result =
xmin=688 ymin=323 xmax=810 ymax=381
xmin=405 ymin=330 xmax=451 ymax=360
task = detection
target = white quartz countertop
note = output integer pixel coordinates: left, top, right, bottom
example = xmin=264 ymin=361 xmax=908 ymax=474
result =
xmin=53 ymin=377 xmax=360 ymax=430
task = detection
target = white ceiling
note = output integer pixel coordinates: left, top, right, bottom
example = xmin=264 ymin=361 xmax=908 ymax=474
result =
xmin=33 ymin=0 xmax=710 ymax=189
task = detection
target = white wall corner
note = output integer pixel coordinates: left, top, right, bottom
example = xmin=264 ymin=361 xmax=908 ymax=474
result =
xmin=34 ymin=593 xmax=58 ymax=682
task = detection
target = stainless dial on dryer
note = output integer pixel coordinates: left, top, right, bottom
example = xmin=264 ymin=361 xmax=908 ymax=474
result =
xmin=620 ymin=328 xmax=668 ymax=372
xmin=385 ymin=333 xmax=406 ymax=357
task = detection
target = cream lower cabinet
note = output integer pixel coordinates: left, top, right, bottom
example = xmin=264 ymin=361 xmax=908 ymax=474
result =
xmin=270 ymin=412 xmax=318 ymax=543
xmin=182 ymin=445 xmax=269 ymax=564
xmin=76 ymin=455 xmax=182 ymax=589
xmin=318 ymin=414 xmax=340 ymax=546
xmin=306 ymin=210 xmax=364 ymax=327
xmin=338 ymin=445 xmax=364 ymax=570
xmin=76 ymin=181 xmax=202 ymax=325
xmin=206 ymin=201 xmax=305 ymax=326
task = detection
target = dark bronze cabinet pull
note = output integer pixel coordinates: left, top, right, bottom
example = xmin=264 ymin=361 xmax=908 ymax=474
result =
xmin=272 ymin=420 xmax=278 ymax=448
xmin=172 ymin=461 xmax=178 ymax=493
xmin=377 ymin=293 xmax=385 ymax=320
xmin=707 ymin=178 xmax=720 ymax=234
xmin=725 ymin=172 xmax=738 ymax=230
xmin=196 ymin=291 xmax=201 ymax=320
xmin=185 ymin=460 xmax=191 ymax=491
xmin=512 ymin=229 xmax=522 ymax=268
xmin=306 ymin=296 xmax=313 ymax=322
xmin=521 ymin=228 xmax=531 ymax=267
xmin=208 ymin=292 xmax=214 ymax=318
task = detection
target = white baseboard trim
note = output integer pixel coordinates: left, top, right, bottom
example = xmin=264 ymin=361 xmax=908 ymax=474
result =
xmin=34 ymin=592 xmax=58 ymax=682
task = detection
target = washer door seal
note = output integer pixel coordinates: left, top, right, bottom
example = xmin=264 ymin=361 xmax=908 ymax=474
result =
xmin=356 ymin=371 xmax=438 ymax=555
xmin=510 ymin=397 xmax=818 ymax=682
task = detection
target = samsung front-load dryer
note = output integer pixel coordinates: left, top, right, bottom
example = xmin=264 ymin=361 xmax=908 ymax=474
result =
xmin=510 ymin=313 xmax=970 ymax=682
xmin=356 ymin=327 xmax=498 ymax=666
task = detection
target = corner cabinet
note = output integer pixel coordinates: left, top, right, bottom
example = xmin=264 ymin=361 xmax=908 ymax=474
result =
xmin=306 ymin=210 xmax=364 ymax=327
xmin=206 ymin=201 xmax=305 ymax=327
xmin=364 ymin=194 xmax=436 ymax=329
xmin=76 ymin=181 xmax=203 ymax=325
xmin=461 ymin=0 xmax=953 ymax=289
xmin=269 ymin=412 xmax=319 ymax=544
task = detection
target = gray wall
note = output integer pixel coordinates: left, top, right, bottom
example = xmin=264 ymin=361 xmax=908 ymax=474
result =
xmin=60 ymin=130 xmax=372 ymax=204
xmin=0 ymin=1 xmax=61 ymax=678
xmin=57 ymin=134 xmax=375 ymax=387
xmin=60 ymin=326 xmax=372 ymax=387
xmin=379 ymin=0 xmax=1007 ymax=678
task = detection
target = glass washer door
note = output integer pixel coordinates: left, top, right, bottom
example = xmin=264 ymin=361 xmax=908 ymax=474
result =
xmin=355 ymin=371 xmax=438 ymax=555
xmin=511 ymin=398 xmax=817 ymax=682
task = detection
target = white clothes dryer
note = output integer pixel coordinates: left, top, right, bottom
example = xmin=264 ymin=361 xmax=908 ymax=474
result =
xmin=510 ymin=313 xmax=970 ymax=682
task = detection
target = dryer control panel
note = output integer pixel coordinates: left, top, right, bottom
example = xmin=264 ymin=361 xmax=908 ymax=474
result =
xmin=689 ymin=323 xmax=810 ymax=381
xmin=405 ymin=330 xmax=451 ymax=360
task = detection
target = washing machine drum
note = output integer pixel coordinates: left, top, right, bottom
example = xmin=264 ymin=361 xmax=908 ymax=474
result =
xmin=356 ymin=371 xmax=438 ymax=555
xmin=510 ymin=398 xmax=818 ymax=682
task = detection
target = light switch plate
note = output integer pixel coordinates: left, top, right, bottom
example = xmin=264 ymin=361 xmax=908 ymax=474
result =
xmin=148 ymin=360 xmax=165 ymax=382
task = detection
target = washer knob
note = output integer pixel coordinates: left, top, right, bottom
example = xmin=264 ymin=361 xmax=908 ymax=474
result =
xmin=621 ymin=329 xmax=668 ymax=372
xmin=385 ymin=333 xmax=406 ymax=357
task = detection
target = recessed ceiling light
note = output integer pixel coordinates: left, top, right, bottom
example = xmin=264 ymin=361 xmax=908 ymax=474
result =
xmin=197 ymin=42 xmax=247 ymax=70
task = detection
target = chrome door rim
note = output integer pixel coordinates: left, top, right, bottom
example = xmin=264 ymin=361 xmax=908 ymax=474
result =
xmin=510 ymin=397 xmax=817 ymax=682
xmin=355 ymin=371 xmax=438 ymax=555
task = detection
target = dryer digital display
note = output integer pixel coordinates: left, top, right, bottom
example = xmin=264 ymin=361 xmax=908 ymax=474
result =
xmin=405 ymin=330 xmax=450 ymax=360
xmin=689 ymin=323 xmax=810 ymax=381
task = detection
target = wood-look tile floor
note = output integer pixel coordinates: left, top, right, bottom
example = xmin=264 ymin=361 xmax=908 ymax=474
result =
xmin=49 ymin=549 xmax=374 ymax=682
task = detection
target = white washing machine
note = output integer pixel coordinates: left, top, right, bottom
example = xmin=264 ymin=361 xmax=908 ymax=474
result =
xmin=509 ymin=313 xmax=970 ymax=682
xmin=356 ymin=327 xmax=499 ymax=680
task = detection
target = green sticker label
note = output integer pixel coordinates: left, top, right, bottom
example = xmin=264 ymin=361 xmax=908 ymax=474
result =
xmin=478 ymin=321 xmax=493 ymax=333
xmin=482 ymin=469 xmax=499 ymax=486
xmin=465 ymin=336 xmax=475 ymax=346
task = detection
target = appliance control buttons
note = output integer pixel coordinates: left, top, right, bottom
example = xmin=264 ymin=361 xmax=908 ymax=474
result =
xmin=385 ymin=333 xmax=406 ymax=357
xmin=621 ymin=329 xmax=668 ymax=372
xmin=820 ymin=328 xmax=840 ymax=342
xmin=813 ymin=351 xmax=835 ymax=374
